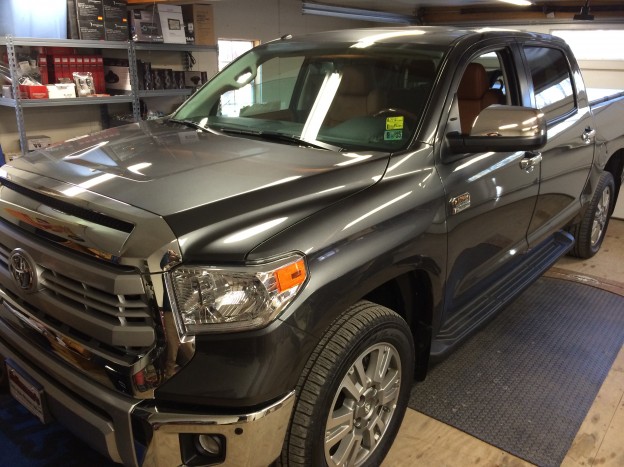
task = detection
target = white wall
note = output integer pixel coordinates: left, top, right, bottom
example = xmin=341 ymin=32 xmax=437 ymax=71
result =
xmin=515 ymin=22 xmax=624 ymax=219
xmin=212 ymin=0 xmax=365 ymax=42
xmin=0 ymin=0 xmax=366 ymax=157
xmin=515 ymin=23 xmax=624 ymax=90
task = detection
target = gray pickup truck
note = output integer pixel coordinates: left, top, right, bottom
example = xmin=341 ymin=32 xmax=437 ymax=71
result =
xmin=0 ymin=26 xmax=623 ymax=467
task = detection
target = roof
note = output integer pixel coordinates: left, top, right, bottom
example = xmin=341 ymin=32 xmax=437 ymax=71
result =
xmin=280 ymin=25 xmax=562 ymax=49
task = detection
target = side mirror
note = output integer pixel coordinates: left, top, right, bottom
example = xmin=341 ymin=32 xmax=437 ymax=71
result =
xmin=447 ymin=105 xmax=546 ymax=154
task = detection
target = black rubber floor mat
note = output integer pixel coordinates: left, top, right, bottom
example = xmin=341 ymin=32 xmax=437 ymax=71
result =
xmin=0 ymin=394 xmax=117 ymax=466
xmin=409 ymin=277 xmax=624 ymax=467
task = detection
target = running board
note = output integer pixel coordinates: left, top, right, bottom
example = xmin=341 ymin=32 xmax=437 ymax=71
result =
xmin=430 ymin=230 xmax=574 ymax=359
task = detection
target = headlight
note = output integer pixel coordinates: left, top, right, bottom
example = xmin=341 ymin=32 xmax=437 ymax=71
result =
xmin=165 ymin=254 xmax=307 ymax=336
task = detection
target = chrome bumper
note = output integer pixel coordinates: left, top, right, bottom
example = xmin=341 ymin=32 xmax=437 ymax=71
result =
xmin=133 ymin=391 xmax=295 ymax=467
xmin=0 ymin=299 xmax=295 ymax=467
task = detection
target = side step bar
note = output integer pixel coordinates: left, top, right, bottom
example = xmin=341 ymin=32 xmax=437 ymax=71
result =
xmin=430 ymin=230 xmax=574 ymax=358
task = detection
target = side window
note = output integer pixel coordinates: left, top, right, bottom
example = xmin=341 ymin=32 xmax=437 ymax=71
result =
xmin=456 ymin=49 xmax=512 ymax=135
xmin=523 ymin=46 xmax=575 ymax=122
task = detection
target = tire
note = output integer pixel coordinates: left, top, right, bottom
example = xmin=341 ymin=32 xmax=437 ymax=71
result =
xmin=280 ymin=301 xmax=415 ymax=467
xmin=570 ymin=171 xmax=615 ymax=259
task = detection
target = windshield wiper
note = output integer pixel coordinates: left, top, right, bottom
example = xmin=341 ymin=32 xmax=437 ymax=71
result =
xmin=218 ymin=128 xmax=342 ymax=151
xmin=168 ymin=118 xmax=222 ymax=135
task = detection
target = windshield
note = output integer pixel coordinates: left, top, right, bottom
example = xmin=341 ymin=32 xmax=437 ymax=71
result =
xmin=173 ymin=40 xmax=445 ymax=152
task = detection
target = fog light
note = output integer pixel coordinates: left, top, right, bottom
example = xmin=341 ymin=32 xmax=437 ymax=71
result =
xmin=196 ymin=434 xmax=223 ymax=457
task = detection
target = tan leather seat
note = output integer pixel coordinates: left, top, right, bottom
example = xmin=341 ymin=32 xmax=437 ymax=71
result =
xmin=386 ymin=59 xmax=437 ymax=115
xmin=325 ymin=66 xmax=385 ymax=126
xmin=457 ymin=63 xmax=505 ymax=134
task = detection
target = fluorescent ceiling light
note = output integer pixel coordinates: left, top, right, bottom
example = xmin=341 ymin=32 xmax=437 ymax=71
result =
xmin=302 ymin=2 xmax=415 ymax=24
xmin=498 ymin=0 xmax=532 ymax=5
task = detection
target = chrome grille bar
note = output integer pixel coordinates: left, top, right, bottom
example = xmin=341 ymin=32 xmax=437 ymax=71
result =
xmin=41 ymin=270 xmax=149 ymax=320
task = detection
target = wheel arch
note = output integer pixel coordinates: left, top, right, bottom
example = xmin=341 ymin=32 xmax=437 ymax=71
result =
xmin=362 ymin=269 xmax=434 ymax=381
xmin=604 ymin=148 xmax=624 ymax=213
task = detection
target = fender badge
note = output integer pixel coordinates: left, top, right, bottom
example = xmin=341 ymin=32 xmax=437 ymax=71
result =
xmin=450 ymin=192 xmax=471 ymax=215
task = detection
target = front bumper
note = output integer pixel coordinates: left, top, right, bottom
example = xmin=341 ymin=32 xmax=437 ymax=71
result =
xmin=0 ymin=301 xmax=295 ymax=467
xmin=133 ymin=392 xmax=294 ymax=466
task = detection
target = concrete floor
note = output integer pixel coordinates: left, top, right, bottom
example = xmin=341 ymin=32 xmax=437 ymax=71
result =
xmin=384 ymin=219 xmax=624 ymax=467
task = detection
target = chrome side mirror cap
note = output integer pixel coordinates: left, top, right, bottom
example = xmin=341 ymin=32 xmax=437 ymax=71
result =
xmin=447 ymin=105 xmax=547 ymax=154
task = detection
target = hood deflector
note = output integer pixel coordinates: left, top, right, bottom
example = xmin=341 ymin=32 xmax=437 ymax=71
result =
xmin=0 ymin=176 xmax=135 ymax=261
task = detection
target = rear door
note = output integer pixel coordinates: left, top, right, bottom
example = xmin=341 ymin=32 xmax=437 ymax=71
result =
xmin=518 ymin=42 xmax=596 ymax=247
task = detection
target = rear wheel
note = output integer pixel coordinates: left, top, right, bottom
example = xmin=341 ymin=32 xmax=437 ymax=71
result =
xmin=570 ymin=171 xmax=614 ymax=258
xmin=281 ymin=301 xmax=414 ymax=466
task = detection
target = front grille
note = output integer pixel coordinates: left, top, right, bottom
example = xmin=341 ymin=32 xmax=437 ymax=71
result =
xmin=0 ymin=176 xmax=179 ymax=398
xmin=41 ymin=269 xmax=149 ymax=324
xmin=0 ymin=236 xmax=155 ymax=357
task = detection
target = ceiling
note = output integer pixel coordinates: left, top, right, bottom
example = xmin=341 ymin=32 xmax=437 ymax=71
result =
xmin=312 ymin=0 xmax=623 ymax=16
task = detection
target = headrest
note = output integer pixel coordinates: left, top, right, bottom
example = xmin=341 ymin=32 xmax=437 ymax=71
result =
xmin=340 ymin=66 xmax=371 ymax=95
xmin=458 ymin=63 xmax=489 ymax=100
xmin=411 ymin=60 xmax=436 ymax=80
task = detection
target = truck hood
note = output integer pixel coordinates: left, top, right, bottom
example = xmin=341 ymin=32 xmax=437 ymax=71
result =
xmin=8 ymin=121 xmax=390 ymax=261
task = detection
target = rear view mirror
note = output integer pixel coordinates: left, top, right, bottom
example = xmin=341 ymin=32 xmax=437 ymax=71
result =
xmin=447 ymin=105 xmax=547 ymax=154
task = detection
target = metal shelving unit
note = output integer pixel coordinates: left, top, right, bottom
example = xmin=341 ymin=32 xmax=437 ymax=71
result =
xmin=0 ymin=95 xmax=134 ymax=107
xmin=134 ymin=42 xmax=217 ymax=52
xmin=0 ymin=35 xmax=217 ymax=155
xmin=138 ymin=89 xmax=193 ymax=98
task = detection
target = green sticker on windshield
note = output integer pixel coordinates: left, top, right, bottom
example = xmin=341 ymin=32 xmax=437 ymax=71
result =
xmin=386 ymin=116 xmax=404 ymax=130
xmin=384 ymin=130 xmax=403 ymax=141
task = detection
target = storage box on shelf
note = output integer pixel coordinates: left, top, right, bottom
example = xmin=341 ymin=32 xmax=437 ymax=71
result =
xmin=0 ymin=35 xmax=217 ymax=155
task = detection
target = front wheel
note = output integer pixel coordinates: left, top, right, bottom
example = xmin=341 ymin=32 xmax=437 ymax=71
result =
xmin=281 ymin=301 xmax=414 ymax=467
xmin=570 ymin=171 xmax=615 ymax=258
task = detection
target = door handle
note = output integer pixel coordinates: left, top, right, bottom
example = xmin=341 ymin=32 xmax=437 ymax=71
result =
xmin=520 ymin=151 xmax=542 ymax=170
xmin=582 ymin=128 xmax=596 ymax=144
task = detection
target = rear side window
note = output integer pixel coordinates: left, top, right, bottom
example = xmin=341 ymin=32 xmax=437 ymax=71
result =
xmin=523 ymin=46 xmax=575 ymax=122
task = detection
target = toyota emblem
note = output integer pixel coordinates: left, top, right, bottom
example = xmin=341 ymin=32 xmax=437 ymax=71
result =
xmin=8 ymin=249 xmax=38 ymax=293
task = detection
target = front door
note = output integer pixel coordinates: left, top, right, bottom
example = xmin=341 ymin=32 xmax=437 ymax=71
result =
xmin=437 ymin=45 xmax=540 ymax=327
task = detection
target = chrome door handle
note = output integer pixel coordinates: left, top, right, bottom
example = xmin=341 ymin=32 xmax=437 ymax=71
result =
xmin=520 ymin=152 xmax=542 ymax=170
xmin=582 ymin=128 xmax=596 ymax=144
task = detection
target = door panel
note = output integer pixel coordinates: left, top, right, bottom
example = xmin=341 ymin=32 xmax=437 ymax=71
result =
xmin=439 ymin=150 xmax=539 ymax=315
xmin=522 ymin=46 xmax=596 ymax=246
xmin=437 ymin=46 xmax=540 ymax=322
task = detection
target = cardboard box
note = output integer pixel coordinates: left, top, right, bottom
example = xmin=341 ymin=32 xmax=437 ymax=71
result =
xmin=61 ymin=56 xmax=71 ymax=81
xmin=174 ymin=71 xmax=185 ymax=89
xmin=103 ymin=0 xmax=128 ymax=41
xmin=136 ymin=60 xmax=152 ymax=90
xmin=75 ymin=0 xmax=105 ymax=41
xmin=104 ymin=65 xmax=131 ymax=91
xmin=2 ymin=85 xmax=13 ymax=99
xmin=46 ymin=83 xmax=77 ymax=99
xmin=157 ymin=4 xmax=186 ymax=44
xmin=95 ymin=56 xmax=105 ymax=93
xmin=26 ymin=135 xmax=52 ymax=151
xmin=130 ymin=8 xmax=163 ymax=43
xmin=38 ymin=56 xmax=49 ymax=85
xmin=184 ymin=71 xmax=206 ymax=88
xmin=50 ymin=55 xmax=63 ymax=83
xmin=152 ymin=69 xmax=165 ymax=90
xmin=181 ymin=4 xmax=216 ymax=46
xmin=19 ymin=85 xmax=49 ymax=99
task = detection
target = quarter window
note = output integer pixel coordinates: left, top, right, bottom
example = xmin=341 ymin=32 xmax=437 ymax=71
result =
xmin=523 ymin=46 xmax=575 ymax=122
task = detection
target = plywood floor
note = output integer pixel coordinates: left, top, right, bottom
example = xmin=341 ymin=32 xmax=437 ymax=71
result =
xmin=384 ymin=219 xmax=624 ymax=467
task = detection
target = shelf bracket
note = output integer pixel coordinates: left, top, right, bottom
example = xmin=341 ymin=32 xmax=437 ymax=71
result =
xmin=6 ymin=35 xmax=28 ymax=156
xmin=128 ymin=42 xmax=142 ymax=122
